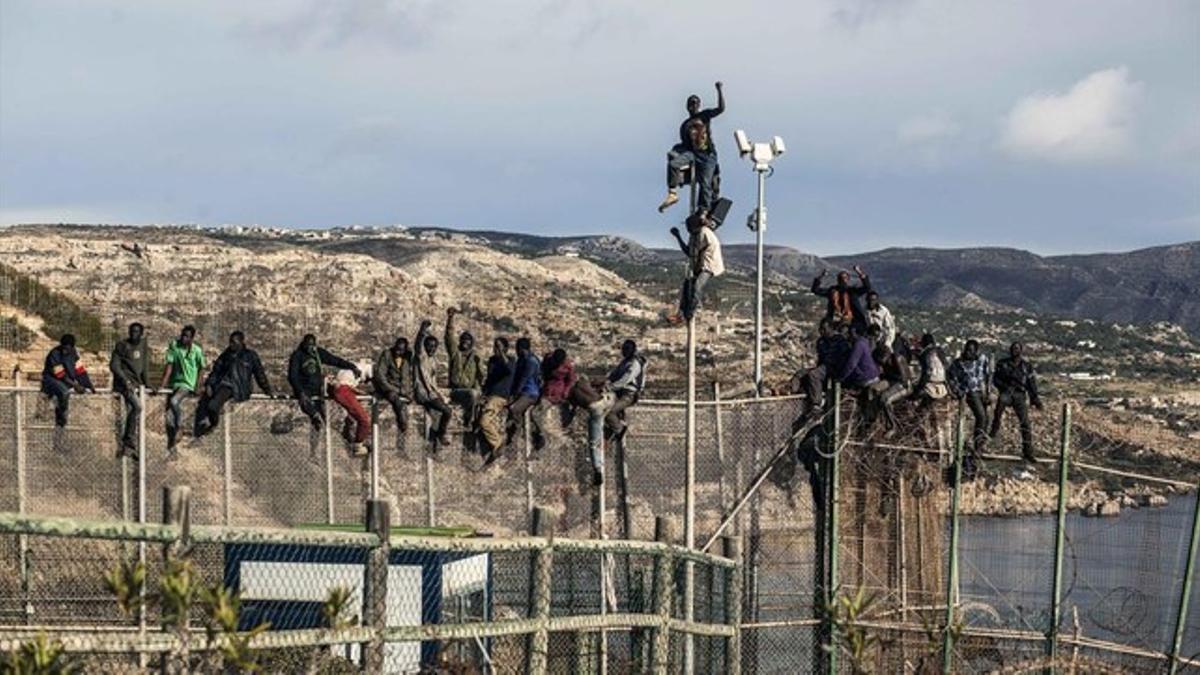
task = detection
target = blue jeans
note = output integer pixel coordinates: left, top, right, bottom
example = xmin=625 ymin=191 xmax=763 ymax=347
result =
xmin=679 ymin=270 xmax=713 ymax=320
xmin=667 ymin=145 xmax=720 ymax=212
xmin=165 ymin=387 xmax=191 ymax=447
xmin=116 ymin=387 xmax=142 ymax=450
xmin=42 ymin=379 xmax=72 ymax=427
xmin=587 ymin=402 xmax=607 ymax=472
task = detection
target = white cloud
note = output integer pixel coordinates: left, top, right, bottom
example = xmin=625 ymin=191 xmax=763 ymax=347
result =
xmin=999 ymin=66 xmax=1141 ymax=163
xmin=897 ymin=110 xmax=959 ymax=145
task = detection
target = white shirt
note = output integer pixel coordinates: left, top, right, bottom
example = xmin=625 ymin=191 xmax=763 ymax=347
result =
xmin=869 ymin=304 xmax=896 ymax=348
xmin=691 ymin=227 xmax=725 ymax=277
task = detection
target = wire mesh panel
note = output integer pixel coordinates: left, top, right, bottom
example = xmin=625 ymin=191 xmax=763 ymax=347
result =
xmin=22 ymin=392 xmax=126 ymax=519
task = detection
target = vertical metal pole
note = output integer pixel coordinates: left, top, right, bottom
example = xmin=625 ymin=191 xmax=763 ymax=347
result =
xmin=370 ymin=397 xmax=380 ymax=500
xmin=524 ymin=410 xmax=534 ymax=521
xmin=14 ymin=387 xmax=31 ymax=624
xmin=684 ymin=315 xmax=697 ymax=675
xmin=651 ymin=517 xmax=676 ymax=675
xmin=723 ymin=535 xmax=743 ymax=675
xmin=1169 ymin=481 xmax=1200 ymax=675
xmin=941 ymin=409 xmax=965 ymax=674
xmin=424 ymin=412 xmax=436 ymax=527
xmin=753 ymin=168 xmax=766 ymax=396
xmin=136 ymin=385 xmax=147 ymax=669
xmin=827 ymin=383 xmax=841 ymax=675
xmin=713 ymin=382 xmax=726 ymax=514
xmin=325 ymin=406 xmax=335 ymax=524
xmin=1047 ymin=403 xmax=1072 ymax=668
xmin=222 ymin=404 xmax=232 ymax=525
xmin=598 ymin=433 xmax=609 ymax=675
xmin=525 ymin=507 xmax=554 ymax=675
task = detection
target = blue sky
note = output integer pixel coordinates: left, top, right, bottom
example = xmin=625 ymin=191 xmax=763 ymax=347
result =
xmin=1 ymin=0 xmax=1197 ymax=256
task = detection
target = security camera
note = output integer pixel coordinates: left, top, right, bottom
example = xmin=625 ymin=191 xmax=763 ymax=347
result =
xmin=734 ymin=130 xmax=752 ymax=156
xmin=771 ymin=136 xmax=786 ymax=155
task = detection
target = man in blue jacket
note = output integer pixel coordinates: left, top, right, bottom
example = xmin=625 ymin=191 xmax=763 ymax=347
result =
xmin=505 ymin=336 xmax=543 ymax=449
xmin=40 ymin=334 xmax=96 ymax=429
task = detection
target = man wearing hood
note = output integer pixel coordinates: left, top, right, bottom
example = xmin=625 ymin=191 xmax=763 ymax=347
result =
xmin=110 ymin=322 xmax=150 ymax=458
xmin=287 ymin=333 xmax=358 ymax=433
xmin=445 ymin=308 xmax=486 ymax=440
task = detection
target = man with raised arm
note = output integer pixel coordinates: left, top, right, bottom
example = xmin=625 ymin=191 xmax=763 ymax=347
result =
xmin=811 ymin=266 xmax=872 ymax=334
xmin=194 ymin=331 xmax=274 ymax=438
xmin=110 ymin=322 xmax=150 ymax=458
xmin=160 ymin=325 xmax=206 ymax=457
xmin=444 ymin=307 xmax=486 ymax=441
xmin=659 ymin=82 xmax=725 ymax=215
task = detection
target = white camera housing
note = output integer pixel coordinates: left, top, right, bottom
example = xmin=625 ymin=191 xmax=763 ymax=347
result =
xmin=771 ymin=136 xmax=786 ymax=155
xmin=734 ymin=129 xmax=752 ymax=156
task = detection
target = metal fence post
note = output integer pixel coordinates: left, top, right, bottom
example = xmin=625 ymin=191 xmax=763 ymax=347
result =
xmin=723 ymin=535 xmax=743 ymax=675
xmin=1168 ymin=481 xmax=1200 ymax=675
xmin=714 ymin=382 xmax=726 ymax=515
xmin=525 ymin=506 xmax=554 ymax=675
xmin=222 ymin=405 xmax=232 ymax=526
xmin=525 ymin=409 xmax=534 ymax=524
xmin=684 ymin=315 xmax=697 ymax=675
xmin=942 ymin=408 xmax=965 ymax=674
xmin=13 ymin=387 xmax=31 ymax=624
xmin=325 ymin=408 xmax=336 ymax=525
xmin=827 ymin=382 xmax=842 ymax=675
xmin=370 ymin=397 xmax=380 ymax=500
xmin=363 ymin=498 xmax=391 ymax=673
xmin=137 ymin=385 xmax=148 ymax=669
xmin=424 ymin=412 xmax=435 ymax=528
xmin=1047 ymin=403 xmax=1072 ymax=668
xmin=651 ymin=516 xmax=676 ymax=675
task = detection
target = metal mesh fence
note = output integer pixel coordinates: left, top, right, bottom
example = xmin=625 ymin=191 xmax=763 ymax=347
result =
xmin=2 ymin=385 xmax=1199 ymax=672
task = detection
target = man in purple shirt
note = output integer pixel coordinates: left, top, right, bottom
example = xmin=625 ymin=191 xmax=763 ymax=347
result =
xmin=837 ymin=326 xmax=881 ymax=389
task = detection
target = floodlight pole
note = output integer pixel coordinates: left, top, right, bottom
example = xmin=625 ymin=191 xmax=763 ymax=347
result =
xmin=753 ymin=166 xmax=767 ymax=396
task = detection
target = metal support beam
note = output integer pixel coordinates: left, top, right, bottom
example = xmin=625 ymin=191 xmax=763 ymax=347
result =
xmin=942 ymin=408 xmax=965 ymax=674
xmin=684 ymin=314 xmax=697 ymax=675
xmin=222 ymin=406 xmax=232 ymax=525
xmin=1168 ymin=481 xmax=1200 ymax=675
xmin=827 ymin=382 xmax=842 ymax=675
xmin=525 ymin=507 xmax=554 ymax=675
xmin=752 ymin=168 xmax=767 ymax=396
xmin=651 ymin=517 xmax=676 ymax=675
xmin=1047 ymin=403 xmax=1072 ymax=668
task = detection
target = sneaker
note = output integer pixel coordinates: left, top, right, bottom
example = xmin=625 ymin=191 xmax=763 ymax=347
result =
xmin=482 ymin=449 xmax=500 ymax=468
xmin=591 ymin=467 xmax=604 ymax=487
xmin=657 ymin=191 xmax=679 ymax=212
xmin=350 ymin=442 xmax=368 ymax=458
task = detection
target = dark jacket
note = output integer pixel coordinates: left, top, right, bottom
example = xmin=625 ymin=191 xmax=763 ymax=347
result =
xmin=288 ymin=345 xmax=354 ymax=398
xmin=483 ymin=354 xmax=516 ymax=398
xmin=815 ymin=334 xmax=851 ymax=372
xmin=838 ymin=336 xmax=880 ymax=386
xmin=811 ymin=276 xmax=872 ymax=331
xmin=110 ymin=338 xmax=150 ymax=392
xmin=41 ymin=345 xmax=94 ymax=392
xmin=607 ymin=355 xmax=646 ymax=396
xmin=205 ymin=347 xmax=271 ymax=402
xmin=510 ymin=353 xmax=542 ymax=399
xmin=445 ymin=314 xmax=486 ymax=390
xmin=993 ymin=356 xmax=1041 ymax=405
xmin=373 ymin=347 xmax=413 ymax=401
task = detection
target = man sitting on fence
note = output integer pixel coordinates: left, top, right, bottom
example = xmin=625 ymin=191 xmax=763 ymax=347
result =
xmin=40 ymin=334 xmax=96 ymax=434
xmin=413 ymin=320 xmax=453 ymax=449
xmin=194 ymin=331 xmax=275 ymax=438
xmin=791 ymin=318 xmax=850 ymax=427
xmin=329 ymin=363 xmax=372 ymax=458
xmin=867 ymin=324 xmax=912 ymax=432
xmin=990 ymin=341 xmax=1044 ymax=463
xmin=541 ymin=348 xmax=610 ymax=487
xmin=445 ymin=308 xmax=486 ymax=450
xmin=603 ymin=339 xmax=646 ymax=444
xmin=506 ymin=337 xmax=544 ymax=451
xmin=160 ymin=325 xmax=206 ymax=457
xmin=480 ymin=337 xmax=515 ymax=466
xmin=949 ymin=339 xmax=992 ymax=480
xmin=287 ymin=334 xmax=359 ymax=434
xmin=373 ymin=336 xmax=414 ymax=454
xmin=110 ymin=322 xmax=150 ymax=459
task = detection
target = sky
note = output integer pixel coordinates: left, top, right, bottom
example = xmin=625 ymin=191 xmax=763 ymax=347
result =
xmin=1 ymin=0 xmax=1197 ymax=256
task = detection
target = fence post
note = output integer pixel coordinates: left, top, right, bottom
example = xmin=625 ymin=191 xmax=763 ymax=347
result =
xmin=1168 ymin=481 xmax=1200 ymax=675
xmin=1047 ymin=403 xmax=1072 ymax=669
xmin=137 ymin=385 xmax=148 ymax=670
xmin=222 ymin=406 xmax=232 ymax=525
xmin=524 ymin=410 xmax=534 ymax=523
xmin=13 ymin=386 xmax=32 ymax=625
xmin=363 ymin=498 xmax=391 ymax=674
xmin=424 ymin=412 xmax=436 ymax=527
xmin=941 ymin=407 xmax=965 ymax=674
xmin=826 ymin=382 xmax=842 ymax=675
xmin=525 ymin=506 xmax=554 ymax=675
xmin=714 ymin=382 xmax=726 ymax=516
xmin=723 ymin=535 xmax=743 ymax=675
xmin=161 ymin=485 xmax=192 ymax=674
xmin=370 ymin=397 xmax=380 ymax=500
xmin=651 ymin=516 xmax=676 ymax=675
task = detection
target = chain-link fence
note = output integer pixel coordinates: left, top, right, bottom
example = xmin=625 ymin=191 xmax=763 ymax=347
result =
xmin=2 ymin=384 xmax=1199 ymax=673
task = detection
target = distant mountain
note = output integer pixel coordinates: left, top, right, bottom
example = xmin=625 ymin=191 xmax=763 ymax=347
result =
xmin=826 ymin=242 xmax=1200 ymax=334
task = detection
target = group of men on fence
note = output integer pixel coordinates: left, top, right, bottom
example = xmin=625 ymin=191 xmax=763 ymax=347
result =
xmin=37 ymin=310 xmax=648 ymax=486
xmin=792 ymin=267 xmax=1045 ymax=481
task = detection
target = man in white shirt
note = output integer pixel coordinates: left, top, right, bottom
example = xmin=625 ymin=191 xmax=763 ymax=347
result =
xmin=866 ymin=291 xmax=896 ymax=350
xmin=667 ymin=212 xmax=724 ymax=323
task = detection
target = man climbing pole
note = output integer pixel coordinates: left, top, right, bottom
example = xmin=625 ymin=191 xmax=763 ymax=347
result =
xmin=659 ymin=82 xmax=725 ymax=215
xmin=666 ymin=211 xmax=725 ymax=324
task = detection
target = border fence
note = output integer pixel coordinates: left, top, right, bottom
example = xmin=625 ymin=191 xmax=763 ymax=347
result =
xmin=2 ymin=382 xmax=1199 ymax=673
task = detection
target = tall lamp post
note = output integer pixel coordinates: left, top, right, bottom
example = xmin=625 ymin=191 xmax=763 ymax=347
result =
xmin=733 ymin=130 xmax=785 ymax=396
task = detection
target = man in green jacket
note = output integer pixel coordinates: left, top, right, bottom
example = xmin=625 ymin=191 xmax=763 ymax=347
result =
xmin=159 ymin=325 xmax=206 ymax=456
xmin=110 ymin=322 xmax=150 ymax=457
xmin=444 ymin=308 xmax=486 ymax=440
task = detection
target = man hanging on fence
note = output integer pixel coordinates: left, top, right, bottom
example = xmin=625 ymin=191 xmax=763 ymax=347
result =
xmin=541 ymin=348 xmax=610 ymax=487
xmin=329 ymin=363 xmax=372 ymax=458
xmin=287 ymin=334 xmax=359 ymax=434
xmin=603 ymin=339 xmax=646 ymax=444
xmin=40 ymin=333 xmax=96 ymax=433
xmin=867 ymin=324 xmax=912 ymax=432
xmin=948 ymin=339 xmax=992 ymax=480
xmin=413 ymin=320 xmax=453 ymax=449
xmin=506 ymin=336 xmax=543 ymax=451
xmin=373 ymin=336 xmax=414 ymax=454
xmin=194 ymin=331 xmax=275 ymax=438
xmin=666 ymin=211 xmax=725 ymax=324
xmin=791 ymin=318 xmax=849 ymax=426
xmin=110 ymin=322 xmax=150 ymax=458
xmin=659 ymin=82 xmax=725 ymax=214
xmin=990 ymin=341 xmax=1044 ymax=463
xmin=445 ymin=308 xmax=486 ymax=448
xmin=479 ymin=336 xmax=515 ymax=466
xmin=811 ymin=266 xmax=872 ymax=334
xmin=160 ymin=325 xmax=206 ymax=457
